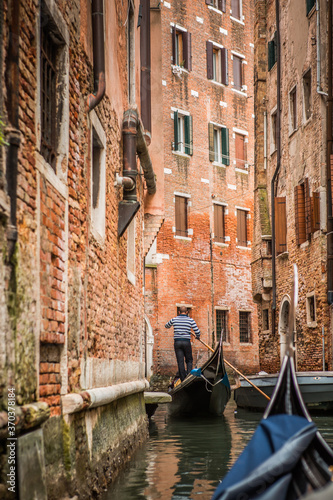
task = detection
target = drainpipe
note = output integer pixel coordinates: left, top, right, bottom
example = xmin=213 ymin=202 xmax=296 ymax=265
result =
xmin=316 ymin=0 xmax=328 ymax=97
xmin=5 ymin=0 xmax=21 ymax=260
xmin=140 ymin=0 xmax=151 ymax=134
xmin=327 ymin=0 xmax=333 ymax=304
xmin=118 ymin=109 xmax=156 ymax=236
xmin=87 ymin=0 xmax=105 ymax=112
xmin=271 ymin=0 xmax=281 ymax=335
xmin=264 ymin=110 xmax=267 ymax=171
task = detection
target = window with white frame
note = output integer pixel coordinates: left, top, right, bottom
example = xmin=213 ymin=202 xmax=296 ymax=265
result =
xmin=233 ymin=55 xmax=244 ymax=91
xmin=206 ymin=0 xmax=226 ymax=12
xmin=171 ymin=25 xmax=192 ymax=71
xmin=173 ymin=110 xmax=193 ymax=155
xmin=208 ymin=123 xmax=229 ymax=165
xmin=91 ymin=113 xmax=106 ymax=239
xmin=231 ymin=0 xmax=242 ymax=20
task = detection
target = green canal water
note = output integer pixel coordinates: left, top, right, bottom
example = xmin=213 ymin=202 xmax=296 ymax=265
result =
xmin=102 ymin=399 xmax=333 ymax=500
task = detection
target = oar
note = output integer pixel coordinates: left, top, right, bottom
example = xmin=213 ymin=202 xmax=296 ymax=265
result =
xmin=192 ymin=334 xmax=271 ymax=401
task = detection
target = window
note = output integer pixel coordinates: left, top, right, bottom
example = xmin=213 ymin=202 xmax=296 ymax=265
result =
xmin=206 ymin=42 xmax=228 ymax=85
xmin=91 ymin=116 xmax=106 ymax=239
xmin=172 ymin=27 xmax=192 ymax=70
xmin=271 ymin=110 xmax=277 ymax=152
xmin=262 ymin=309 xmax=269 ymax=331
xmin=306 ymin=0 xmax=315 ymax=16
xmin=127 ymin=218 xmax=136 ymax=285
xmin=237 ymin=209 xmax=248 ymax=247
xmin=173 ymin=111 xmax=193 ymax=155
xmin=275 ymin=197 xmax=287 ymax=254
xmin=239 ymin=311 xmax=251 ymax=343
xmin=233 ymin=55 xmax=243 ymax=91
xmin=303 ymin=69 xmax=312 ymax=122
xmin=295 ymin=179 xmax=311 ymax=245
xmin=268 ymin=32 xmax=277 ymax=71
xmin=289 ymin=86 xmax=297 ymax=133
xmin=235 ymin=133 xmax=247 ymax=168
xmin=206 ymin=0 xmax=226 ymax=12
xmin=306 ymin=294 xmax=316 ymax=325
xmin=39 ymin=0 xmax=69 ymax=177
xmin=231 ymin=0 xmax=241 ymax=20
xmin=208 ymin=123 xmax=229 ymax=165
xmin=175 ymin=195 xmax=188 ymax=237
xmin=214 ymin=204 xmax=226 ymax=242
xmin=40 ymin=3 xmax=66 ymax=171
xmin=127 ymin=1 xmax=135 ymax=104
xmin=216 ymin=310 xmax=228 ymax=342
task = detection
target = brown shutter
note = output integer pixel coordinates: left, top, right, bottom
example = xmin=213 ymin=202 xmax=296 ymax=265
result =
xmin=311 ymin=192 xmax=320 ymax=232
xmin=233 ymin=56 xmax=242 ymax=90
xmin=221 ymin=48 xmax=228 ymax=85
xmin=231 ymin=0 xmax=240 ymax=19
xmin=237 ymin=210 xmax=247 ymax=246
xmin=275 ymin=197 xmax=287 ymax=254
xmin=241 ymin=60 xmax=245 ymax=89
xmin=183 ymin=32 xmax=192 ymax=71
xmin=235 ymin=133 xmax=245 ymax=168
xmin=221 ymin=0 xmax=226 ymax=12
xmin=218 ymin=0 xmax=223 ymax=11
xmin=304 ymin=178 xmax=311 ymax=239
xmin=206 ymin=41 xmax=213 ymax=80
xmin=205 ymin=0 xmax=212 ymax=4
xmin=214 ymin=205 xmax=225 ymax=242
xmin=172 ymin=26 xmax=176 ymax=64
xmin=294 ymin=185 xmax=306 ymax=245
xmin=175 ymin=196 xmax=187 ymax=236
xmin=208 ymin=122 xmax=215 ymax=162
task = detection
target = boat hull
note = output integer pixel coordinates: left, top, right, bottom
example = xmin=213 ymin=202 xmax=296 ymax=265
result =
xmin=235 ymin=371 xmax=333 ymax=412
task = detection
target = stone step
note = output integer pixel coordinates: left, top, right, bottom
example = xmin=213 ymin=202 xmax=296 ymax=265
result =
xmin=144 ymin=391 xmax=172 ymax=405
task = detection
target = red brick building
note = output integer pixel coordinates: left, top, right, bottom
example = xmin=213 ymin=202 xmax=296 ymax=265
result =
xmin=0 ymin=0 xmax=163 ymax=497
xmin=146 ymin=0 xmax=259 ymax=377
xmin=252 ymin=0 xmax=333 ymax=372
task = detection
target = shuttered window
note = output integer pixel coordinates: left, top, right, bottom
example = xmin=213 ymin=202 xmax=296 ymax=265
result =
xmin=289 ymin=87 xmax=297 ymax=132
xmin=237 ymin=209 xmax=247 ymax=247
xmin=208 ymin=123 xmax=229 ymax=165
xmin=173 ymin=111 xmax=193 ymax=155
xmin=275 ymin=197 xmax=287 ymax=254
xmin=216 ymin=310 xmax=228 ymax=342
xmin=235 ymin=133 xmax=246 ymax=168
xmin=233 ymin=55 xmax=242 ymax=90
xmin=214 ymin=204 xmax=225 ymax=242
xmin=311 ymin=192 xmax=320 ymax=232
xmin=268 ymin=31 xmax=277 ymax=71
xmin=231 ymin=0 xmax=241 ymax=19
xmin=295 ymin=181 xmax=311 ymax=245
xmin=206 ymin=0 xmax=226 ymax=11
xmin=239 ymin=311 xmax=251 ymax=343
xmin=172 ymin=28 xmax=192 ymax=71
xmin=175 ymin=196 xmax=188 ymax=237
xmin=207 ymin=42 xmax=228 ymax=85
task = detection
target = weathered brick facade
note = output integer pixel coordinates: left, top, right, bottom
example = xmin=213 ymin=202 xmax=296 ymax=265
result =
xmin=253 ymin=0 xmax=333 ymax=372
xmin=146 ymin=0 xmax=259 ymax=378
xmin=0 ymin=0 xmax=162 ymax=497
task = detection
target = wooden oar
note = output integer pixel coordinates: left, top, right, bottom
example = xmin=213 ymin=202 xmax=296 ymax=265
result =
xmin=192 ymin=334 xmax=271 ymax=401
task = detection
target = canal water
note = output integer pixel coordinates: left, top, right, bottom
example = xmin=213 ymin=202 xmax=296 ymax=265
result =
xmin=102 ymin=399 xmax=333 ymax=500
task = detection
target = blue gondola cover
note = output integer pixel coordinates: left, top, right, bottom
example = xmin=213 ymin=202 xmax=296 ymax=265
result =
xmin=212 ymin=414 xmax=317 ymax=500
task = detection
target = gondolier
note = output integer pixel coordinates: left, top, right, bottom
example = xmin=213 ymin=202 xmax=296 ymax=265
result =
xmin=165 ymin=306 xmax=200 ymax=381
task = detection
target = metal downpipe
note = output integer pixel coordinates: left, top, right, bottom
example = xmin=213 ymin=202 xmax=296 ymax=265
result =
xmin=87 ymin=0 xmax=105 ymax=112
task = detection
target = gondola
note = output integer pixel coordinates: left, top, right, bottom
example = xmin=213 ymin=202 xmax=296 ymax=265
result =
xmin=168 ymin=337 xmax=231 ymax=417
xmin=212 ymin=265 xmax=333 ymax=500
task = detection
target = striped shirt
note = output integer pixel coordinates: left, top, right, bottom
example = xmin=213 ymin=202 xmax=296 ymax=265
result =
xmin=165 ymin=314 xmax=201 ymax=341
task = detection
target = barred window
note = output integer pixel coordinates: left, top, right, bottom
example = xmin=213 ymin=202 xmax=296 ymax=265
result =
xmin=216 ymin=310 xmax=228 ymax=342
xmin=239 ymin=311 xmax=251 ymax=343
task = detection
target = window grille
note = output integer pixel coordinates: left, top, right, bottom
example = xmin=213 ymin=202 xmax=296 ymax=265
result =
xmin=216 ymin=310 xmax=228 ymax=342
xmin=239 ymin=311 xmax=251 ymax=343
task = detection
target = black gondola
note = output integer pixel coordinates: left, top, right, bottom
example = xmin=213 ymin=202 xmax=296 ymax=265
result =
xmin=168 ymin=337 xmax=231 ymax=417
xmin=212 ymin=265 xmax=333 ymax=500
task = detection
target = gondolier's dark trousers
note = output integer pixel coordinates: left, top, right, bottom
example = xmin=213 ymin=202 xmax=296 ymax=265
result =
xmin=174 ymin=339 xmax=193 ymax=381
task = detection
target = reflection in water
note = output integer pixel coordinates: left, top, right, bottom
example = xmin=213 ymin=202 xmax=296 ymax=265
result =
xmin=102 ymin=400 xmax=333 ymax=500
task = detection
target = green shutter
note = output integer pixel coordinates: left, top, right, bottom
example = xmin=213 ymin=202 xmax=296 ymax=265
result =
xmin=184 ymin=115 xmax=193 ymax=155
xmin=306 ymin=0 xmax=315 ymax=16
xmin=221 ymin=127 xmax=229 ymax=165
xmin=268 ymin=40 xmax=274 ymax=71
xmin=208 ymin=123 xmax=215 ymax=162
xmin=174 ymin=110 xmax=178 ymax=151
